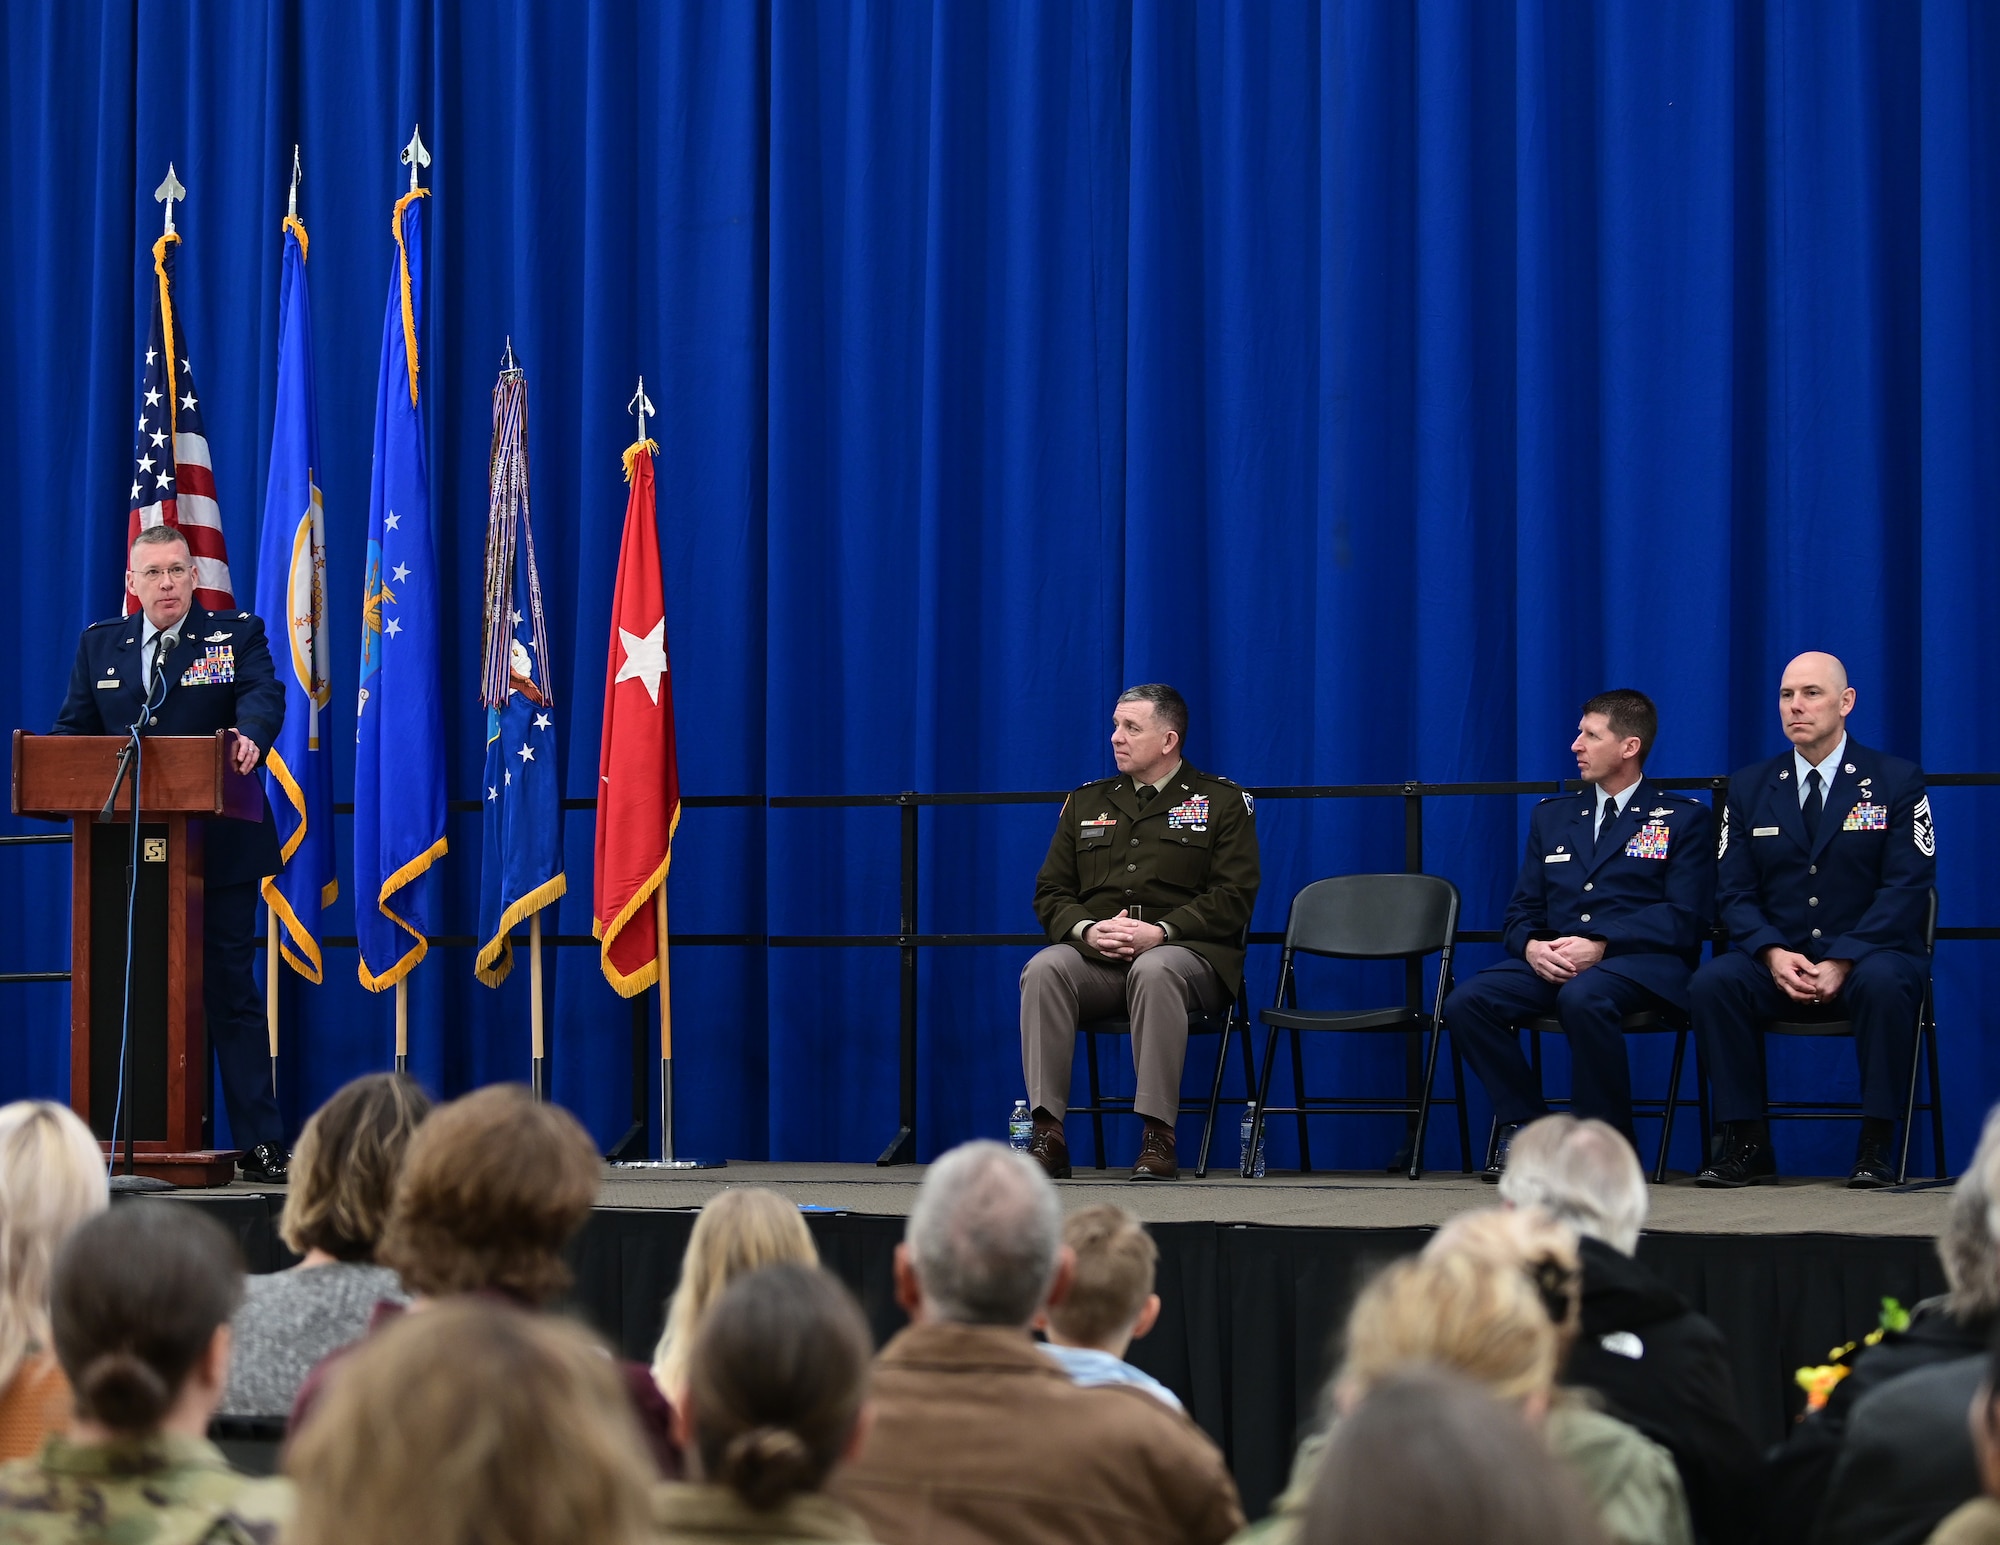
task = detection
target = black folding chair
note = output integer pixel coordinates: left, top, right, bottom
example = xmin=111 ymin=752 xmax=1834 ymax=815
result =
xmin=1763 ymin=889 xmax=1946 ymax=1183
xmin=1249 ymin=875 xmax=1465 ymax=1179
xmin=1484 ymin=1008 xmax=1707 ymax=1183
xmin=1070 ymin=929 xmax=1257 ymax=1179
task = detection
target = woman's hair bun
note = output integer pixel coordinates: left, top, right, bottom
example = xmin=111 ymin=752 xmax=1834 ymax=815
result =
xmin=718 ymin=1425 xmax=816 ymax=1511
xmin=77 ymin=1349 xmax=171 ymax=1433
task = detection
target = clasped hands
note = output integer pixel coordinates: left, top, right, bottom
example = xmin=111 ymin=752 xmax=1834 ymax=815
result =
xmin=1761 ymin=947 xmax=1851 ymax=1005
xmin=1525 ymin=935 xmax=1606 ymax=984
xmin=1086 ymin=910 xmax=1167 ymax=961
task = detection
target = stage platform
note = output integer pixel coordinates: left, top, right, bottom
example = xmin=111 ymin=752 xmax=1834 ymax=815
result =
xmin=172 ymin=1163 xmax=1953 ymax=1519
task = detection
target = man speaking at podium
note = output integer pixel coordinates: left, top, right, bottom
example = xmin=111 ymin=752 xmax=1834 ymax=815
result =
xmin=52 ymin=525 xmax=289 ymax=1181
xmin=1020 ymin=684 xmax=1260 ymax=1183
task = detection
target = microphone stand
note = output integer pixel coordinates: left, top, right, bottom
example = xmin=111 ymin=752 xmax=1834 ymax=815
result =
xmin=99 ymin=632 xmax=175 ymax=1183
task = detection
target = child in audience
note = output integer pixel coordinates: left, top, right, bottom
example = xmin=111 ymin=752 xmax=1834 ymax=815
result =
xmin=0 ymin=1201 xmax=292 ymax=1543
xmin=0 ymin=1102 xmax=107 ymax=1460
xmin=659 ymin=1262 xmax=878 ymax=1543
xmin=287 ymin=1297 xmax=656 ymax=1545
xmin=1035 ymin=1204 xmax=1181 ymax=1411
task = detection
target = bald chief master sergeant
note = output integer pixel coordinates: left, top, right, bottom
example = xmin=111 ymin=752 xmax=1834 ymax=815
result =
xmin=1020 ymin=683 xmax=1259 ymax=1182
xmin=51 ymin=524 xmax=290 ymax=1183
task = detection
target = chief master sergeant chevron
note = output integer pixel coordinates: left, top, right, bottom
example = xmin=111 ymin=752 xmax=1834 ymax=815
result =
xmin=1448 ymin=689 xmax=1715 ymax=1177
xmin=50 ymin=525 xmax=288 ymax=1181
xmin=1020 ymin=684 xmax=1259 ymax=1183
xmin=1692 ymin=651 xmax=1934 ymax=1191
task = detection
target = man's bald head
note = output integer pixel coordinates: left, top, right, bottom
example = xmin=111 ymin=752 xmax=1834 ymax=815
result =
xmin=1779 ymin=652 xmax=1855 ymax=761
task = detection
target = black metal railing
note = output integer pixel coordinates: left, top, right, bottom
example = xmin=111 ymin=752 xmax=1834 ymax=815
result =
xmin=7 ymin=773 xmax=1998 ymax=1161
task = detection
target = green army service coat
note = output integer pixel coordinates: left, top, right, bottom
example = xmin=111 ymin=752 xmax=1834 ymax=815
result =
xmin=1033 ymin=762 xmax=1260 ymax=994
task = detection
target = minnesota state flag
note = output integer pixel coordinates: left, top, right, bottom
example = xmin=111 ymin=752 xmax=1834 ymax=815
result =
xmin=256 ymin=207 xmax=336 ymax=980
xmin=475 ymin=363 xmax=564 ymax=985
xmin=353 ymin=186 xmax=445 ymax=990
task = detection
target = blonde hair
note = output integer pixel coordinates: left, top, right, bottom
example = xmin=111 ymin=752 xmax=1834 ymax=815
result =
xmin=1047 ymin=1204 xmax=1157 ymax=1347
xmin=287 ymin=1299 xmax=655 ymax=1545
xmin=1426 ymin=1207 xmax=1584 ymax=1358
xmin=0 ymin=1102 xmax=107 ymax=1390
xmin=1339 ymin=1249 xmax=1559 ymax=1409
xmin=280 ymin=1074 xmax=431 ymax=1260
xmin=653 ymin=1188 xmax=818 ymax=1399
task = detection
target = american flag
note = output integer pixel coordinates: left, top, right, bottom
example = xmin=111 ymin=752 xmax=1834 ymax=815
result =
xmin=127 ymin=234 xmax=232 ymax=612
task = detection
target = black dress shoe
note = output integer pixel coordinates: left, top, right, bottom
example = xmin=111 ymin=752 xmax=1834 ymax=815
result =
xmin=1481 ymin=1122 xmax=1526 ymax=1184
xmin=1696 ymin=1128 xmax=1777 ymax=1188
xmin=1849 ymin=1128 xmax=1898 ymax=1190
xmin=1027 ymin=1125 xmax=1071 ymax=1181
xmin=239 ymin=1143 xmax=290 ymax=1184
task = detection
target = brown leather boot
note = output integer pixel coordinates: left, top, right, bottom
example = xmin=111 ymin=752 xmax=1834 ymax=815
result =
xmin=1129 ymin=1122 xmax=1179 ymax=1182
xmin=1027 ymin=1114 xmax=1071 ymax=1180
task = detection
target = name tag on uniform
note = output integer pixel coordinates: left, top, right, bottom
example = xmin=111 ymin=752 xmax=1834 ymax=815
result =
xmin=96 ymin=679 xmax=120 ymax=689
xmin=1843 ymin=803 xmax=1888 ymax=831
xmin=181 ymin=645 xmax=235 ymax=686
xmin=1624 ymin=820 xmax=1671 ymax=860
xmin=1544 ymin=852 xmax=1571 ymax=863
xmin=1166 ymin=796 xmax=1209 ymax=831
xmin=1753 ymin=826 xmax=1780 ymax=837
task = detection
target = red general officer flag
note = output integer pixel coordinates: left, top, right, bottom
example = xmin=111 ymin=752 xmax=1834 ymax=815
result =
xmin=594 ymin=437 xmax=680 ymax=995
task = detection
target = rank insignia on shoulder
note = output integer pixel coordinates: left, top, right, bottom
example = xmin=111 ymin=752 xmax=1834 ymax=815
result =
xmin=1915 ymin=795 xmax=1936 ymax=856
xmin=1242 ymin=791 xmax=1254 ymax=813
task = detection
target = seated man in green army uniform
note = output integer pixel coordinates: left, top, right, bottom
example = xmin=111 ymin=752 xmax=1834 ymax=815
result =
xmin=1021 ymin=684 xmax=1260 ymax=1182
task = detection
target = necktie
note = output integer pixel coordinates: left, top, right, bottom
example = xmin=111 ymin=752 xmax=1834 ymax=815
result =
xmin=1137 ymin=784 xmax=1158 ymax=806
xmin=1595 ymin=796 xmax=1615 ymax=851
xmin=1803 ymin=767 xmax=1823 ymax=841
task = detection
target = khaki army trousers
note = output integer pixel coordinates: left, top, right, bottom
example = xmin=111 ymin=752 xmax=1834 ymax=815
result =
xmin=1019 ymin=944 xmax=1229 ymax=1126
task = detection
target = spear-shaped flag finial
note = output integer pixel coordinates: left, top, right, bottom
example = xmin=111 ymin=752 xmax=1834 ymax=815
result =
xmin=627 ymin=377 xmax=655 ymax=443
xmin=401 ymin=124 xmax=430 ymax=192
xmin=155 ymin=163 xmax=186 ymax=238
xmin=288 ymin=144 xmax=302 ymax=220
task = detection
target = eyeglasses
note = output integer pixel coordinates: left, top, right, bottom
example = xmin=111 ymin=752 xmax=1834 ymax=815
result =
xmin=133 ymin=564 xmax=193 ymax=584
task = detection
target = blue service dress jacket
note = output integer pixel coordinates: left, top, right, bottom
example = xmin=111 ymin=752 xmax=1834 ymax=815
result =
xmin=51 ymin=606 xmax=285 ymax=888
xmin=1502 ymin=779 xmax=1716 ymax=1008
xmin=1715 ymin=741 xmax=1933 ymax=963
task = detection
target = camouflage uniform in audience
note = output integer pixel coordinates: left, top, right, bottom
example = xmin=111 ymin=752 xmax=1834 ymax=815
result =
xmin=0 ymin=1433 xmax=292 ymax=1545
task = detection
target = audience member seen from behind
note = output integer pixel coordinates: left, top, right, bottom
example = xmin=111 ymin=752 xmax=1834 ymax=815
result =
xmin=288 ymin=1084 xmax=679 ymax=1474
xmin=1240 ymin=1209 xmax=1688 ymax=1545
xmin=1427 ymin=1208 xmax=1692 ymax=1545
xmin=220 ymin=1074 xmax=431 ymax=1417
xmin=1034 ymin=1205 xmax=1180 ymax=1411
xmin=1296 ymin=1366 xmax=1606 ymax=1545
xmin=659 ymin=1262 xmax=877 ymax=1545
xmin=829 ymin=1140 xmax=1243 ymax=1545
xmin=653 ymin=1187 xmax=819 ymax=1407
xmin=1926 ymin=1340 xmax=2000 ymax=1545
xmin=0 ymin=1103 xmax=107 ymax=1460
xmin=287 ymin=1298 xmax=654 ymax=1545
xmin=1764 ymin=1104 xmax=2000 ymax=1545
xmin=1498 ymin=1115 xmax=1759 ymax=1545
xmin=0 ymin=1202 xmax=290 ymax=1544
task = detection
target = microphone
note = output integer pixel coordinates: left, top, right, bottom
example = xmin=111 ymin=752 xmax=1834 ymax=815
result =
xmin=149 ymin=631 xmax=179 ymax=703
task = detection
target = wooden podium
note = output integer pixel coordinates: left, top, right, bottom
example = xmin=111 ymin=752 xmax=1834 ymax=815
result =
xmin=11 ymin=731 xmax=261 ymax=1186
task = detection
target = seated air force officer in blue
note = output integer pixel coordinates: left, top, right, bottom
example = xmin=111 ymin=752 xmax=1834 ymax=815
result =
xmin=1692 ymin=652 xmax=1934 ymax=1191
xmin=1447 ymin=690 xmax=1715 ymax=1180
xmin=51 ymin=525 xmax=290 ymax=1181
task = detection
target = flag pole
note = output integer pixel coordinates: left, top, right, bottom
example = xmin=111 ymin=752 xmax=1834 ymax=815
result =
xmin=266 ymin=922 xmax=279 ymax=1097
xmin=657 ymin=886 xmax=672 ymax=1158
xmin=530 ymin=912 xmax=547 ymax=1101
xmin=394 ymin=978 xmax=409 ymax=1075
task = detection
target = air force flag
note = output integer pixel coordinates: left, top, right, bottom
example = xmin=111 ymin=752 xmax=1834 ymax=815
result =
xmin=353 ymin=187 xmax=446 ymax=991
xmin=475 ymin=363 xmax=564 ymax=985
xmin=256 ymin=211 xmax=336 ymax=980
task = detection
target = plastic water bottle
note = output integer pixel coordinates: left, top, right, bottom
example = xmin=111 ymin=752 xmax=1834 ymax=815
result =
xmin=1239 ymin=1103 xmax=1266 ymax=1178
xmin=1008 ymin=1099 xmax=1033 ymax=1153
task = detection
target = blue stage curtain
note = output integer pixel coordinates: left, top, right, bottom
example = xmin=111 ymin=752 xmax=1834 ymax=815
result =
xmin=3 ymin=1 xmax=1997 ymax=1174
